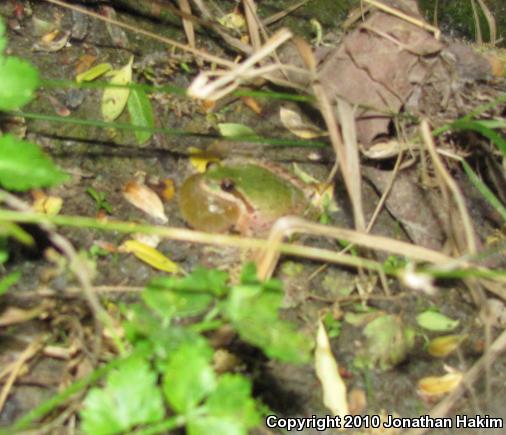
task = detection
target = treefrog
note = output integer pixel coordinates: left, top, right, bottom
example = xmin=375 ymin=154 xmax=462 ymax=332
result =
xmin=178 ymin=162 xmax=314 ymax=236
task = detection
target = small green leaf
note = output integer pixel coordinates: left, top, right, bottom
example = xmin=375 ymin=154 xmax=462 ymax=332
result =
xmin=76 ymin=63 xmax=112 ymax=83
xmin=0 ymin=57 xmax=39 ymax=110
xmin=0 ymin=271 xmax=21 ymax=296
xmin=163 ymin=342 xmax=216 ymax=413
xmin=226 ymin=280 xmax=312 ymax=363
xmin=217 ymin=123 xmax=255 ymax=138
xmin=101 ymin=57 xmax=133 ymax=122
xmin=461 ymin=160 xmax=506 ymax=221
xmin=354 ymin=314 xmax=415 ymax=371
xmin=187 ymin=416 xmax=245 ymax=435
xmin=127 ymin=88 xmax=154 ymax=145
xmin=0 ymin=221 xmax=34 ymax=246
xmin=416 ymin=310 xmax=459 ymax=332
xmin=81 ymin=357 xmax=164 ymax=435
xmin=0 ymin=135 xmax=68 ymax=191
xmin=205 ymin=374 xmax=260 ymax=427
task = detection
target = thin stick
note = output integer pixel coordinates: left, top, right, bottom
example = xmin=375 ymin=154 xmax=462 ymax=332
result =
xmin=0 ymin=337 xmax=46 ymax=413
xmin=363 ymin=0 xmax=441 ymax=39
xmin=43 ymin=0 xmax=235 ymax=68
xmin=402 ymin=327 xmax=506 ymax=435
xmin=420 ymin=121 xmax=477 ymax=255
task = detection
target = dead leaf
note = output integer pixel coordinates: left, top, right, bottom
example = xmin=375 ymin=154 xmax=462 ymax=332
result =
xmin=427 ymin=334 xmax=467 ymax=358
xmin=32 ymin=192 xmax=63 ymax=215
xmin=241 ymin=96 xmax=262 ymax=115
xmin=279 ymin=106 xmax=326 ymax=139
xmin=120 ymin=239 xmax=180 ymax=274
xmin=418 ymin=372 xmax=462 ymax=397
xmin=314 ymin=319 xmax=349 ymax=417
xmin=122 ymin=180 xmax=168 ymax=223
xmin=32 ymin=30 xmax=70 ymax=52
xmin=75 ymin=54 xmax=97 ymax=75
xmin=189 ymin=147 xmax=221 ymax=173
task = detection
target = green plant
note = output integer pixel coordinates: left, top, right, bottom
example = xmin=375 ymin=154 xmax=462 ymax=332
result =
xmin=79 ymin=264 xmax=311 ymax=434
xmin=0 ymin=17 xmax=68 ymax=294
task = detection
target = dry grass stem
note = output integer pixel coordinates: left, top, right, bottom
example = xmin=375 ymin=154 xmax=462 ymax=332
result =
xmin=402 ymin=326 xmax=506 ymax=435
xmin=243 ymin=0 xmax=261 ymax=51
xmin=188 ymin=28 xmax=293 ymax=100
xmin=256 ymin=216 xmax=453 ymax=280
xmin=178 ymin=0 xmax=196 ymax=48
xmin=0 ymin=337 xmax=46 ymax=413
xmin=476 ymin=0 xmax=497 ymax=44
xmin=420 ymin=121 xmax=477 ymax=256
xmin=363 ymin=0 xmax=441 ymax=39
xmin=44 ymin=0 xmax=236 ymax=67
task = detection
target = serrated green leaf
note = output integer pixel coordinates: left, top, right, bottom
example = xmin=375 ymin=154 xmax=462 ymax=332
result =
xmin=81 ymin=357 xmax=164 ymax=435
xmin=101 ymin=57 xmax=133 ymax=122
xmin=163 ymin=342 xmax=216 ymax=413
xmin=226 ymin=282 xmax=312 ymax=363
xmin=76 ymin=63 xmax=112 ymax=83
xmin=354 ymin=314 xmax=414 ymax=371
xmin=0 ymin=135 xmax=68 ymax=191
xmin=217 ymin=123 xmax=255 ymax=138
xmin=416 ymin=310 xmax=459 ymax=332
xmin=127 ymin=88 xmax=154 ymax=145
xmin=0 ymin=57 xmax=39 ymax=110
xmin=188 ymin=416 xmax=246 ymax=435
xmin=205 ymin=374 xmax=260 ymax=427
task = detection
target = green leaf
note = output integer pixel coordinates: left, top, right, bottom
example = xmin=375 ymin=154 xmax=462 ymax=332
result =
xmin=76 ymin=63 xmax=112 ymax=83
xmin=0 ymin=271 xmax=21 ymax=295
xmin=143 ymin=267 xmax=228 ymax=319
xmin=0 ymin=221 xmax=34 ymax=246
xmin=354 ymin=314 xmax=415 ymax=371
xmin=226 ymin=281 xmax=312 ymax=363
xmin=461 ymin=160 xmax=506 ymax=221
xmin=187 ymin=416 xmax=246 ymax=435
xmin=127 ymin=88 xmax=154 ymax=145
xmin=188 ymin=375 xmax=260 ymax=435
xmin=163 ymin=341 xmax=216 ymax=413
xmin=0 ymin=57 xmax=39 ymax=110
xmin=81 ymin=357 xmax=164 ymax=435
xmin=217 ymin=123 xmax=256 ymax=138
xmin=101 ymin=57 xmax=133 ymax=122
xmin=450 ymin=120 xmax=506 ymax=156
xmin=416 ymin=310 xmax=459 ymax=332
xmin=0 ymin=135 xmax=68 ymax=191
xmin=205 ymin=374 xmax=260 ymax=427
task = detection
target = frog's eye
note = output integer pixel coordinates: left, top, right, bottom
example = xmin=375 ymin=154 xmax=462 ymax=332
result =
xmin=220 ymin=178 xmax=236 ymax=192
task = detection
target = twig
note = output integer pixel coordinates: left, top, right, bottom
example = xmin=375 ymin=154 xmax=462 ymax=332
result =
xmin=43 ymin=0 xmax=235 ymax=67
xmin=420 ymin=121 xmax=477 ymax=256
xmin=363 ymin=0 xmax=441 ymax=39
xmin=0 ymin=337 xmax=46 ymax=413
xmin=402 ymin=327 xmax=506 ymax=435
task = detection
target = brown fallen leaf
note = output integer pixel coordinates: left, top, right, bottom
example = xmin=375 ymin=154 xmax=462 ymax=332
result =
xmin=122 ymin=180 xmax=168 ymax=223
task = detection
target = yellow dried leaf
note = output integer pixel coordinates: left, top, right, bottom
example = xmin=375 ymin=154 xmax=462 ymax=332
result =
xmin=101 ymin=56 xmax=133 ymax=122
xmin=280 ymin=106 xmax=326 ymax=139
xmin=218 ymin=11 xmax=246 ymax=31
xmin=418 ymin=372 xmax=462 ymax=396
xmin=33 ymin=195 xmax=63 ymax=215
xmin=189 ymin=147 xmax=221 ymax=173
xmin=122 ymin=180 xmax=168 ymax=223
xmin=428 ymin=335 xmax=466 ymax=358
xmin=315 ymin=320 xmax=349 ymax=417
xmin=120 ymin=240 xmax=179 ymax=274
